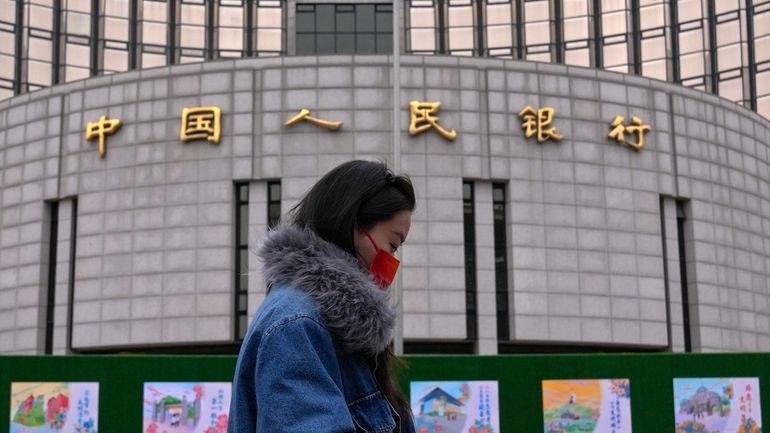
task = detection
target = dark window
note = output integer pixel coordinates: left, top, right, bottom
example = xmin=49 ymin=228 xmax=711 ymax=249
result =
xmin=44 ymin=201 xmax=59 ymax=354
xmin=676 ymin=200 xmax=692 ymax=352
xmin=268 ymin=181 xmax=281 ymax=228
xmin=463 ymin=181 xmax=477 ymax=341
xmin=492 ymin=183 xmax=510 ymax=341
xmin=234 ymin=183 xmax=249 ymax=340
xmin=295 ymin=4 xmax=393 ymax=55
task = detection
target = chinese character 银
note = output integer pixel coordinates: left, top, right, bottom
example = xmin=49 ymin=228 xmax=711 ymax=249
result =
xmin=518 ymin=106 xmax=564 ymax=143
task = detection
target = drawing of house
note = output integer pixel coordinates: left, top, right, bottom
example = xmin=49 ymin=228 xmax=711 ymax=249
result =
xmin=417 ymin=387 xmax=465 ymax=416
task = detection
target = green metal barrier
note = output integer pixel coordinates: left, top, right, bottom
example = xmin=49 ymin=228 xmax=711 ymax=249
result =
xmin=2 ymin=353 xmax=768 ymax=432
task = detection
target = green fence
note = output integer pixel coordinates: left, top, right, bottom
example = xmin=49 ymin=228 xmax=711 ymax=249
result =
xmin=2 ymin=352 xmax=768 ymax=432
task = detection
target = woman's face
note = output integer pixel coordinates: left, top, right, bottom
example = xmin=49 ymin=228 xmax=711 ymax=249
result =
xmin=354 ymin=210 xmax=412 ymax=271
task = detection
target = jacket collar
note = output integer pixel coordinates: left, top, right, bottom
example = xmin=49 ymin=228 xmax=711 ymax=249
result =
xmin=257 ymin=225 xmax=396 ymax=355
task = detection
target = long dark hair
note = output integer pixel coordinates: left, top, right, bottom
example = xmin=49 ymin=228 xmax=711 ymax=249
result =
xmin=289 ymin=160 xmax=415 ymax=420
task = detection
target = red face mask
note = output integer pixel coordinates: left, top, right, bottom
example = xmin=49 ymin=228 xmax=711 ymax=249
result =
xmin=362 ymin=228 xmax=400 ymax=289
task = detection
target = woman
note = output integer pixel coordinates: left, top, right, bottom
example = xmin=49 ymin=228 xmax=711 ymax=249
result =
xmin=229 ymin=160 xmax=416 ymax=433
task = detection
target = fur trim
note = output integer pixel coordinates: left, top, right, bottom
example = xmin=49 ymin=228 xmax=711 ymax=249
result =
xmin=257 ymin=225 xmax=396 ymax=355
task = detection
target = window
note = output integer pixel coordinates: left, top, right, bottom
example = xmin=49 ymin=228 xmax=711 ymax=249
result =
xmin=296 ymin=3 xmax=391 ymax=55
xmin=61 ymin=0 xmax=94 ymax=82
xmin=492 ymin=183 xmax=510 ymax=341
xmin=562 ymin=0 xmax=593 ymax=67
xmin=600 ymin=0 xmax=633 ymax=73
xmin=139 ymin=0 xmax=168 ymax=68
xmin=675 ymin=200 xmax=692 ymax=352
xmin=177 ymin=0 xmax=207 ymax=63
xmin=463 ymin=181 xmax=477 ymax=341
xmin=0 ymin=0 xmax=17 ymax=98
xmin=234 ymin=183 xmax=249 ymax=340
xmin=267 ymin=180 xmax=280 ymax=228
xmin=484 ymin=0 xmax=516 ymax=58
xmin=754 ymin=1 xmax=770 ymax=118
xmin=44 ymin=201 xmax=59 ymax=354
xmin=715 ymin=4 xmax=749 ymax=106
xmin=639 ymin=0 xmax=669 ymax=81
xmin=217 ymin=0 xmax=246 ymax=58
xmin=255 ymin=0 xmax=283 ymax=55
xmin=407 ymin=0 xmax=439 ymax=54
xmin=101 ymin=0 xmax=131 ymax=74
xmin=522 ymin=0 xmax=554 ymax=62
xmin=23 ymin=0 xmax=55 ymax=91
xmin=447 ymin=0 xmax=475 ymax=55
xmin=676 ymin=0 xmax=710 ymax=90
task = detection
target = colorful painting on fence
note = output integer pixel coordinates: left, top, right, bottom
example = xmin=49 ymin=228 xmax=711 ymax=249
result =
xmin=10 ymin=382 xmax=99 ymax=433
xmin=542 ymin=379 xmax=632 ymax=433
xmin=142 ymin=382 xmax=231 ymax=433
xmin=674 ymin=377 xmax=762 ymax=433
xmin=410 ymin=380 xmax=499 ymax=433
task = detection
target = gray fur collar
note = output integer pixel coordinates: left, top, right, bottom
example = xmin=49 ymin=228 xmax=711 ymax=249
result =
xmin=257 ymin=225 xmax=395 ymax=355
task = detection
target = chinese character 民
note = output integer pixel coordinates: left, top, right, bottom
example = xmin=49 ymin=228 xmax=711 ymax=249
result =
xmin=408 ymin=101 xmax=457 ymax=141
xmin=180 ymin=106 xmax=221 ymax=143
xmin=608 ymin=115 xmax=651 ymax=150
xmin=518 ymin=106 xmax=564 ymax=143
xmin=284 ymin=108 xmax=342 ymax=131
xmin=85 ymin=115 xmax=122 ymax=158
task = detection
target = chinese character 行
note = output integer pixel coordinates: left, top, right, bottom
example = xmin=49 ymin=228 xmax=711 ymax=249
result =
xmin=408 ymin=101 xmax=457 ymax=141
xmin=180 ymin=106 xmax=221 ymax=143
xmin=85 ymin=115 xmax=122 ymax=158
xmin=517 ymin=106 xmax=564 ymax=143
xmin=608 ymin=115 xmax=651 ymax=150
xmin=284 ymin=108 xmax=343 ymax=131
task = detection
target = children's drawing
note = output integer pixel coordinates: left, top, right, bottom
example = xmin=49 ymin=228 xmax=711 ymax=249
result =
xmin=10 ymin=382 xmax=98 ymax=433
xmin=410 ymin=381 xmax=499 ymax=433
xmin=143 ymin=382 xmax=231 ymax=433
xmin=674 ymin=377 xmax=761 ymax=433
xmin=542 ymin=379 xmax=632 ymax=433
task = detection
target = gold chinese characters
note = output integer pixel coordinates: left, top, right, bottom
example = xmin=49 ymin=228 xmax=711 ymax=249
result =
xmin=518 ymin=106 xmax=564 ymax=143
xmin=180 ymin=106 xmax=221 ymax=144
xmin=284 ymin=108 xmax=343 ymax=130
xmin=408 ymin=101 xmax=457 ymax=141
xmin=85 ymin=115 xmax=122 ymax=158
xmin=608 ymin=115 xmax=652 ymax=150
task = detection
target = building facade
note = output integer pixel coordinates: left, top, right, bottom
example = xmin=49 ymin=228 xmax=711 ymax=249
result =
xmin=0 ymin=1 xmax=769 ymax=356
xmin=1 ymin=1 xmax=768 ymax=118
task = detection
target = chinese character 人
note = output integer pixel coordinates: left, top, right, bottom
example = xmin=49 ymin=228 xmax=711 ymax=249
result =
xmin=518 ymin=106 xmax=564 ymax=143
xmin=608 ymin=115 xmax=651 ymax=150
xmin=180 ymin=106 xmax=221 ymax=144
xmin=284 ymin=108 xmax=343 ymax=130
xmin=408 ymin=101 xmax=457 ymax=141
xmin=85 ymin=115 xmax=122 ymax=158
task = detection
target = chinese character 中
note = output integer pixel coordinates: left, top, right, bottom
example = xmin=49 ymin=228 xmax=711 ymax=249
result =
xmin=608 ymin=115 xmax=651 ymax=150
xmin=284 ymin=108 xmax=343 ymax=131
xmin=518 ymin=106 xmax=564 ymax=143
xmin=408 ymin=101 xmax=457 ymax=141
xmin=85 ymin=115 xmax=122 ymax=158
xmin=180 ymin=106 xmax=221 ymax=144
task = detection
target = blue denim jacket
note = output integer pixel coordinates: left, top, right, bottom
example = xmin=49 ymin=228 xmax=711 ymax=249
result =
xmin=228 ymin=226 xmax=415 ymax=433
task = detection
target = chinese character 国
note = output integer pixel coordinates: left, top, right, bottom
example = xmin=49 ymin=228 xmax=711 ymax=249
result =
xmin=180 ymin=106 xmax=221 ymax=143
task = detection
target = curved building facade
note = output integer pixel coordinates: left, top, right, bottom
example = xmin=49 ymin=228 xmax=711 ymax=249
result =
xmin=1 ymin=1 xmax=769 ymax=119
xmin=0 ymin=54 xmax=768 ymax=355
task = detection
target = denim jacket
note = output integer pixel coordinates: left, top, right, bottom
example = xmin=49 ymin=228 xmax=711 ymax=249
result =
xmin=228 ymin=226 xmax=415 ymax=433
